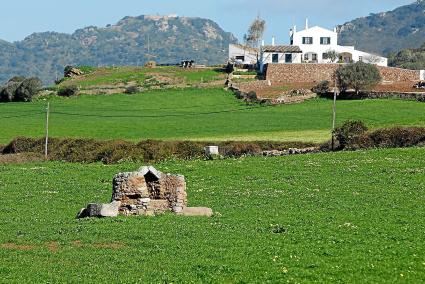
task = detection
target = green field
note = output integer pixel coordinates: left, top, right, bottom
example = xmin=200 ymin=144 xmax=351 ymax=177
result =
xmin=1 ymin=88 xmax=425 ymax=144
xmin=1 ymin=148 xmax=424 ymax=282
xmin=58 ymin=67 xmax=226 ymax=88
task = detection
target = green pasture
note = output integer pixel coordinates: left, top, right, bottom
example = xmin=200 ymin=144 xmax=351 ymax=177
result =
xmin=0 ymin=88 xmax=424 ymax=145
xmin=0 ymin=148 xmax=424 ymax=282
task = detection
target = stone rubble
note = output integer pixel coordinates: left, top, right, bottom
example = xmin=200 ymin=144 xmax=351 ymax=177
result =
xmin=262 ymin=147 xmax=318 ymax=157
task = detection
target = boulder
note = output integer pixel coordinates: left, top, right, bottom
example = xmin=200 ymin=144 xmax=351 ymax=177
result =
xmin=64 ymin=66 xmax=84 ymax=78
xmin=77 ymin=201 xmax=121 ymax=218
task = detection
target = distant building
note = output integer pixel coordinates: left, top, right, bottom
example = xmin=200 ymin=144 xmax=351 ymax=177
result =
xmin=228 ymin=44 xmax=259 ymax=65
xmin=289 ymin=19 xmax=388 ymax=66
xmin=256 ymin=19 xmax=388 ymax=71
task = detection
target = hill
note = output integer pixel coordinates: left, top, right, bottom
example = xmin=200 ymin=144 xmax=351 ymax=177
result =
xmin=0 ymin=15 xmax=237 ymax=84
xmin=337 ymin=1 xmax=425 ymax=55
xmin=389 ymin=42 xmax=425 ymax=69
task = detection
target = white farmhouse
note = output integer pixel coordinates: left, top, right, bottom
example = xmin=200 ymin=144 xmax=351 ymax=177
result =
xmin=259 ymin=44 xmax=302 ymax=71
xmin=289 ymin=20 xmax=388 ymax=66
xmin=228 ymin=44 xmax=259 ymax=65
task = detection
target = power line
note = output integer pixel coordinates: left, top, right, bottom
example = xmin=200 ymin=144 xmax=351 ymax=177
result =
xmin=0 ymin=112 xmax=43 ymax=119
xmin=49 ymin=102 xmax=247 ymax=112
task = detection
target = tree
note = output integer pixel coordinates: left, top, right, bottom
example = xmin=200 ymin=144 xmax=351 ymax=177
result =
xmin=324 ymin=50 xmax=339 ymax=63
xmin=333 ymin=120 xmax=368 ymax=150
xmin=336 ymin=62 xmax=382 ymax=94
xmin=0 ymin=82 xmax=20 ymax=102
xmin=14 ymin=77 xmax=42 ymax=102
xmin=245 ymin=17 xmax=266 ymax=49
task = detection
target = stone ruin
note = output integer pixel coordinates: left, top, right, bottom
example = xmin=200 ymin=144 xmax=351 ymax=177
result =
xmin=77 ymin=166 xmax=212 ymax=218
xmin=113 ymin=166 xmax=187 ymax=216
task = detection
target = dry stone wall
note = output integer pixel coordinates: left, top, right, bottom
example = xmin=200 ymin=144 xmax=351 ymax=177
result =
xmin=265 ymin=63 xmax=421 ymax=83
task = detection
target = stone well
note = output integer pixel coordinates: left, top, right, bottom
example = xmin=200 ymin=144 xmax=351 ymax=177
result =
xmin=77 ymin=166 xmax=212 ymax=218
xmin=112 ymin=166 xmax=187 ymax=216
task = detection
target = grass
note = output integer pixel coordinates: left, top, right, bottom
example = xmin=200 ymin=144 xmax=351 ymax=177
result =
xmin=0 ymin=147 xmax=424 ymax=282
xmin=58 ymin=66 xmax=225 ymax=88
xmin=1 ymin=88 xmax=425 ymax=144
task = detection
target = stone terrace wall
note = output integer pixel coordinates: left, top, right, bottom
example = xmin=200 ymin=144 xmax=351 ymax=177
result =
xmin=265 ymin=64 xmax=422 ymax=83
xmin=377 ymin=66 xmax=421 ymax=82
xmin=232 ymin=80 xmax=270 ymax=93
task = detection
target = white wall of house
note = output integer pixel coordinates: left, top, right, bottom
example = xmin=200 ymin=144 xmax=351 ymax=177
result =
xmin=228 ymin=44 xmax=258 ymax=65
xmin=290 ymin=25 xmax=388 ymax=66
xmin=261 ymin=52 xmax=302 ymax=65
xmin=260 ymin=52 xmax=301 ymax=72
xmin=420 ymin=70 xmax=425 ymax=80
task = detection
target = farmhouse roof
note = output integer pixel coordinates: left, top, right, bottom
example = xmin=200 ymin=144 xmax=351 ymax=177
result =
xmin=261 ymin=45 xmax=302 ymax=53
xmin=230 ymin=44 xmax=259 ymax=53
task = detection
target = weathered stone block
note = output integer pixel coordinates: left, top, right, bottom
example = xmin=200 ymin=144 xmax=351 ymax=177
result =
xmin=204 ymin=146 xmax=219 ymax=156
xmin=179 ymin=207 xmax=213 ymax=217
xmin=77 ymin=201 xmax=121 ymax=218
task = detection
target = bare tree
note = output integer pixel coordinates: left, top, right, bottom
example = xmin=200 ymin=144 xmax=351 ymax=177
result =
xmin=245 ymin=17 xmax=266 ymax=49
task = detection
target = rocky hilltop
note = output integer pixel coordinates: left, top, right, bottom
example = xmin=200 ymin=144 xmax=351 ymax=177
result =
xmin=0 ymin=15 xmax=237 ymax=84
xmin=337 ymin=1 xmax=425 ymax=55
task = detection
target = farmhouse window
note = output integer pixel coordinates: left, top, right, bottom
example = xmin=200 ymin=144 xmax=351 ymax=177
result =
xmin=322 ymin=53 xmax=328 ymax=59
xmin=285 ymin=54 xmax=292 ymax=63
xmin=320 ymin=37 xmax=331 ymax=45
xmin=302 ymin=37 xmax=313 ymax=44
xmin=235 ymin=55 xmax=245 ymax=61
xmin=312 ymin=54 xmax=317 ymax=61
xmin=304 ymin=54 xmax=309 ymax=61
xmin=272 ymin=53 xmax=279 ymax=63
xmin=359 ymin=56 xmax=363 ymax=62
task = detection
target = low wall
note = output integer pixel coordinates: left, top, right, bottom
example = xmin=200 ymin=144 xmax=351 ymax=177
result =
xmin=265 ymin=63 xmax=422 ymax=83
xmin=231 ymin=80 xmax=270 ymax=93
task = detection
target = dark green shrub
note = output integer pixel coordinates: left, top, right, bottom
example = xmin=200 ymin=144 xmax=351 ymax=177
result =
xmin=124 ymin=86 xmax=140 ymax=94
xmin=58 ymin=85 xmax=79 ymax=97
xmin=222 ymin=142 xmax=262 ymax=157
xmin=7 ymin=76 xmax=26 ymax=83
xmin=2 ymin=137 xmax=318 ymax=164
xmin=366 ymin=127 xmax=425 ymax=148
xmin=333 ymin=120 xmax=368 ymax=150
xmin=14 ymin=77 xmax=42 ymax=102
xmin=312 ymin=80 xmax=330 ymax=95
xmin=0 ymin=82 xmax=20 ymax=102
xmin=225 ymin=63 xmax=234 ymax=74
xmin=246 ymin=91 xmax=258 ymax=101
xmin=336 ymin=62 xmax=381 ymax=94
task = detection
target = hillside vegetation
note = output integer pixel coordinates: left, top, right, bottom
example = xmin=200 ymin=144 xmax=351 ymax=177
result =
xmin=56 ymin=66 xmax=227 ymax=91
xmin=1 ymin=87 xmax=425 ymax=144
xmin=0 ymin=15 xmax=237 ymax=84
xmin=389 ymin=42 xmax=425 ymax=70
xmin=1 ymin=148 xmax=425 ymax=282
xmin=338 ymin=1 xmax=425 ymax=55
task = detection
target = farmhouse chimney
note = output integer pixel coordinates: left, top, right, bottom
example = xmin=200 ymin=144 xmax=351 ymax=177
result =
xmin=272 ymin=36 xmax=275 ymax=46
xmin=261 ymin=40 xmax=265 ymax=46
xmin=305 ymin=18 xmax=309 ymax=29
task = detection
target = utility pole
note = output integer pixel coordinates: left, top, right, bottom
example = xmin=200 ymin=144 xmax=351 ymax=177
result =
xmin=331 ymin=78 xmax=338 ymax=151
xmin=45 ymin=102 xmax=50 ymax=158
